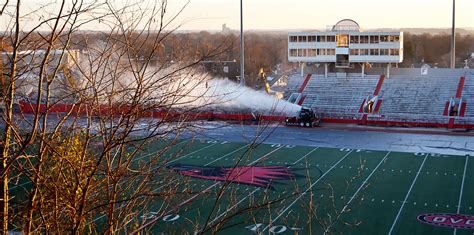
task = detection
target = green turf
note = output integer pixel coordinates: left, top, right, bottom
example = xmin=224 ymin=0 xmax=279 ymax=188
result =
xmin=133 ymin=142 xmax=474 ymax=235
xmin=11 ymin=139 xmax=474 ymax=234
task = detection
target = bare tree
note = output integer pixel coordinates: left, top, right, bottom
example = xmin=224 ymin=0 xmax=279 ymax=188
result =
xmin=1 ymin=1 xmax=374 ymax=234
xmin=0 ymin=0 xmax=235 ymax=233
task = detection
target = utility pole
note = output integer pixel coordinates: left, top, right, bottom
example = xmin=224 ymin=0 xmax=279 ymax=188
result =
xmin=450 ymin=0 xmax=456 ymax=69
xmin=239 ymin=0 xmax=245 ymax=86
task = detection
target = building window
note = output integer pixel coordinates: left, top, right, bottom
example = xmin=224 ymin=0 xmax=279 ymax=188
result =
xmin=290 ymin=49 xmax=297 ymax=56
xmin=336 ymin=34 xmax=349 ymax=47
xmin=370 ymin=49 xmax=379 ymax=56
xmin=308 ymin=36 xmax=317 ymax=42
xmin=298 ymin=49 xmax=307 ymax=57
xmin=390 ymin=49 xmax=399 ymax=55
xmin=298 ymin=36 xmax=307 ymax=42
xmin=289 ymin=36 xmax=298 ymax=42
xmin=370 ymin=35 xmax=379 ymax=44
xmin=327 ymin=36 xmax=336 ymax=42
xmin=359 ymin=49 xmax=369 ymax=55
xmin=350 ymin=35 xmax=359 ymax=43
xmin=350 ymin=49 xmax=359 ymax=55
xmin=388 ymin=35 xmax=400 ymax=42
xmin=317 ymin=49 xmax=327 ymax=55
xmin=327 ymin=49 xmax=335 ymax=55
xmin=308 ymin=49 xmax=317 ymax=56
xmin=360 ymin=35 xmax=369 ymax=44
xmin=380 ymin=49 xmax=389 ymax=55
xmin=380 ymin=35 xmax=389 ymax=42
xmin=317 ymin=36 xmax=327 ymax=42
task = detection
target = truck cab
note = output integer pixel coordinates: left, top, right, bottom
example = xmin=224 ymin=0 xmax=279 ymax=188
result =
xmin=285 ymin=107 xmax=320 ymax=127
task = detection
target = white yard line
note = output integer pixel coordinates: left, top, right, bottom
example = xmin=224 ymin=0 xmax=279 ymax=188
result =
xmin=343 ymin=151 xmax=391 ymax=209
xmin=208 ymin=188 xmax=260 ymax=226
xmin=323 ymin=151 xmax=391 ymax=234
xmin=161 ymin=143 xmax=218 ymax=166
xmin=260 ymin=149 xmax=354 ymax=232
xmin=388 ymin=154 xmax=428 ymax=235
xmin=9 ymin=181 xmax=31 ymax=190
xmin=132 ymin=139 xmax=190 ymax=162
xmin=454 ymin=155 xmax=469 ymax=235
xmin=247 ymin=147 xmax=283 ymax=165
xmin=203 ymin=144 xmax=250 ymax=166
xmin=207 ymin=147 xmax=320 ymax=226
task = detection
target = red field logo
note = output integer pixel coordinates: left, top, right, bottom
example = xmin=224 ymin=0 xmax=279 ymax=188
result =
xmin=417 ymin=213 xmax=474 ymax=229
xmin=169 ymin=164 xmax=302 ymax=189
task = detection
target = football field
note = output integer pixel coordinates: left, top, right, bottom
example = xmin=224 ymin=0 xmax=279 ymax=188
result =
xmin=10 ymin=138 xmax=474 ymax=234
xmin=116 ymin=138 xmax=474 ymax=234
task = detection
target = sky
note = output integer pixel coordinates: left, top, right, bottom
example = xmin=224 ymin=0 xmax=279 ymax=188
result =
xmin=167 ymin=0 xmax=473 ymax=30
xmin=2 ymin=0 xmax=473 ymax=31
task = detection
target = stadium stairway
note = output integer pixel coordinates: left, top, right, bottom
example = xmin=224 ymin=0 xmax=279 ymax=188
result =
xmin=296 ymin=74 xmax=312 ymax=105
xmin=286 ymin=74 xmax=312 ymax=105
xmin=447 ymin=76 xmax=466 ymax=128
xmin=462 ymin=76 xmax=474 ymax=118
xmin=298 ymin=74 xmax=312 ymax=93
xmin=452 ymin=75 xmax=474 ymax=128
xmin=358 ymin=75 xmax=385 ymax=124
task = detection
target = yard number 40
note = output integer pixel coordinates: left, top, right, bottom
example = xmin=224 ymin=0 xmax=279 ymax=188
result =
xmin=245 ymin=223 xmax=302 ymax=233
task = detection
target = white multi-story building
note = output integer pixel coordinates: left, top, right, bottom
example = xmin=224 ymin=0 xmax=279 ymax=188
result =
xmin=288 ymin=19 xmax=403 ymax=77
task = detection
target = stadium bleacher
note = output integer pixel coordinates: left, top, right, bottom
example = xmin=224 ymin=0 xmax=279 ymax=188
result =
xmin=376 ymin=75 xmax=459 ymax=123
xmin=288 ymin=70 xmax=474 ymax=128
xmin=300 ymin=75 xmax=379 ymax=114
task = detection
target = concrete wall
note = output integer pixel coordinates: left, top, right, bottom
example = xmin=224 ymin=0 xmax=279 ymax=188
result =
xmin=382 ymin=68 xmax=473 ymax=77
xmin=304 ymin=66 xmax=474 ymax=77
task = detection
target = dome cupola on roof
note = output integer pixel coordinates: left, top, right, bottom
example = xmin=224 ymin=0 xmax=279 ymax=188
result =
xmin=332 ymin=19 xmax=360 ymax=32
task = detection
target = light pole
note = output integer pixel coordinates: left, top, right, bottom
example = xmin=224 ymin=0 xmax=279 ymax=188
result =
xmin=239 ymin=0 xmax=245 ymax=86
xmin=450 ymin=0 xmax=456 ymax=69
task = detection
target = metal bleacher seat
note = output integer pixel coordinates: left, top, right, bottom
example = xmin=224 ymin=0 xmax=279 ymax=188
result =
xmin=287 ymin=74 xmax=306 ymax=92
xmin=377 ymin=75 xmax=459 ymax=123
xmin=301 ymin=75 xmax=379 ymax=116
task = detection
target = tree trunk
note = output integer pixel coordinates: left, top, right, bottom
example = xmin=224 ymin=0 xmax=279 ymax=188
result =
xmin=1 ymin=78 xmax=14 ymax=235
xmin=2 ymin=1 xmax=21 ymax=232
xmin=0 ymin=152 xmax=9 ymax=235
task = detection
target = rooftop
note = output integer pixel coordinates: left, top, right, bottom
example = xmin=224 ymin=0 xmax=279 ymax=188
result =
xmin=331 ymin=19 xmax=360 ymax=32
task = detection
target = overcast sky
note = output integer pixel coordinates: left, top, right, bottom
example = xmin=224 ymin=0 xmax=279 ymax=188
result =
xmin=3 ymin=0 xmax=473 ymax=31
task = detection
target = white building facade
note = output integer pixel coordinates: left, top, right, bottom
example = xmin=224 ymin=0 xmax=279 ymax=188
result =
xmin=288 ymin=19 xmax=403 ymax=76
